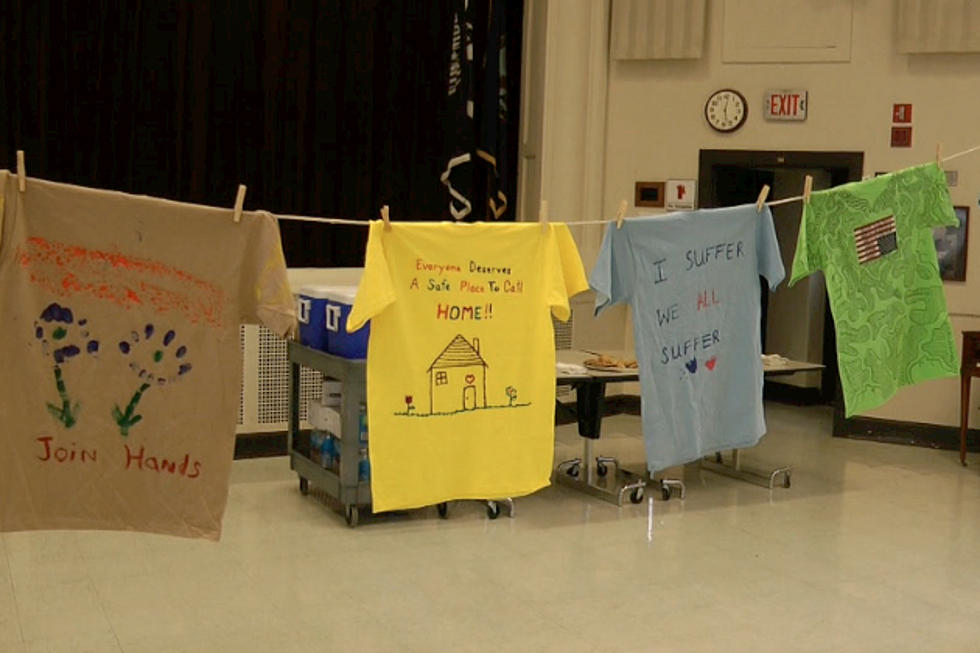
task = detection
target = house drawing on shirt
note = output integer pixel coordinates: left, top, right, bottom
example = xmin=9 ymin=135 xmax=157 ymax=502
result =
xmin=427 ymin=334 xmax=488 ymax=414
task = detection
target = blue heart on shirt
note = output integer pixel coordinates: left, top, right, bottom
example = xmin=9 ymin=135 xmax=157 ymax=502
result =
xmin=685 ymin=357 xmax=697 ymax=373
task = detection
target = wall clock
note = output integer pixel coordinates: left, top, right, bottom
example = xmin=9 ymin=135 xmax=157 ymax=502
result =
xmin=705 ymin=89 xmax=747 ymax=132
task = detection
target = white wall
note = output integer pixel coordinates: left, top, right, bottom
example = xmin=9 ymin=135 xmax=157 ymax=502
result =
xmin=519 ymin=0 xmax=625 ymax=355
xmin=528 ymin=0 xmax=980 ymax=427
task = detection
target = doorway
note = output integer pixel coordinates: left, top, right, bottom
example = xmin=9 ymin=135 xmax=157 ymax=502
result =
xmin=698 ymin=150 xmax=864 ymax=404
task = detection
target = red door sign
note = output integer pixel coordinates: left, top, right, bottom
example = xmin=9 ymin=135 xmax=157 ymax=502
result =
xmin=892 ymin=104 xmax=912 ymax=123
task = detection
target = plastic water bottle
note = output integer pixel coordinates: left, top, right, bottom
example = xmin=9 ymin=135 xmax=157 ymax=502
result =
xmin=332 ymin=436 xmax=342 ymax=472
xmin=310 ymin=431 xmax=322 ymax=465
xmin=320 ymin=434 xmax=334 ymax=470
xmin=358 ymin=447 xmax=370 ymax=482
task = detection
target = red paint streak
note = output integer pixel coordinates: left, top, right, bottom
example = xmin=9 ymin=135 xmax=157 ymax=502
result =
xmin=16 ymin=237 xmax=225 ymax=328
xmin=61 ymin=273 xmax=82 ymax=292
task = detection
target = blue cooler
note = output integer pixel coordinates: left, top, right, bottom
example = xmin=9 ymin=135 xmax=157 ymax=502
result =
xmin=324 ymin=287 xmax=370 ymax=359
xmin=297 ymin=285 xmax=335 ymax=351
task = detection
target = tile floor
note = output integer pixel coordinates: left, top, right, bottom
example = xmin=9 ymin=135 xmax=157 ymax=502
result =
xmin=3 ymin=402 xmax=980 ymax=652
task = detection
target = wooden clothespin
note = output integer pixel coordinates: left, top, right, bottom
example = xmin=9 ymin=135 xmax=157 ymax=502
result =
xmin=936 ymin=143 xmax=943 ymax=170
xmin=615 ymin=199 xmax=628 ymax=229
xmin=380 ymin=204 xmax=391 ymax=231
xmin=16 ymin=150 xmax=26 ymax=193
xmin=232 ymin=184 xmax=247 ymax=223
xmin=539 ymin=199 xmax=549 ymax=233
xmin=755 ymin=184 xmax=770 ymax=213
xmin=802 ymin=175 xmax=813 ymax=204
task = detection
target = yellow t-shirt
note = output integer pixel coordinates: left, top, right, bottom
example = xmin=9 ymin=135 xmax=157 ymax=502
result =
xmin=348 ymin=222 xmax=588 ymax=512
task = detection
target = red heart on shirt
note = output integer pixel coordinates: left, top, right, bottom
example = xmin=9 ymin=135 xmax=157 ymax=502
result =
xmin=706 ymin=356 xmax=717 ymax=371
xmin=465 ymin=374 xmax=476 ymax=384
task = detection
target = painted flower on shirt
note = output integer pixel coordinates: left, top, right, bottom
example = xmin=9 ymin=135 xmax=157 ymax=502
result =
xmin=34 ymin=302 xmax=99 ymax=428
xmin=114 ymin=324 xmax=192 ymax=436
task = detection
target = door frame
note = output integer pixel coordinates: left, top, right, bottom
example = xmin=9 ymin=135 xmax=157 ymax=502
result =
xmin=698 ymin=149 xmax=864 ymax=208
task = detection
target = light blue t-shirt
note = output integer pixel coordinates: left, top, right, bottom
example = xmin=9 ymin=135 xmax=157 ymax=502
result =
xmin=590 ymin=205 xmax=785 ymax=472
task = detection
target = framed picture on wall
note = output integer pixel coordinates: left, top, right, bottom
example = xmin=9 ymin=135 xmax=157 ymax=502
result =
xmin=933 ymin=205 xmax=969 ymax=282
xmin=635 ymin=181 xmax=666 ymax=208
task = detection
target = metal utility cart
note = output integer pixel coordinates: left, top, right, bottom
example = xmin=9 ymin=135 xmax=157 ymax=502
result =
xmin=288 ymin=341 xmax=487 ymax=525
xmin=287 ymin=340 xmax=372 ymax=526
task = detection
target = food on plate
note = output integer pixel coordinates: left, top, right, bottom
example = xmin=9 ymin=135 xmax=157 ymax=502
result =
xmin=583 ymin=354 xmax=638 ymax=370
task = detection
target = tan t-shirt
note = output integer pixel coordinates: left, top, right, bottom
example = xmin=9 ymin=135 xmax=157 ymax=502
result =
xmin=0 ymin=172 xmax=295 ymax=539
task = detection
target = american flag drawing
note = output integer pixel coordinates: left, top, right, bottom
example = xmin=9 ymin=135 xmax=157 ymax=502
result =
xmin=854 ymin=215 xmax=898 ymax=264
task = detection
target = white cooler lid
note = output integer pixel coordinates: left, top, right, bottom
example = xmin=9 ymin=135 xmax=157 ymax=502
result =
xmin=322 ymin=286 xmax=359 ymax=304
xmin=298 ymin=284 xmax=346 ymax=299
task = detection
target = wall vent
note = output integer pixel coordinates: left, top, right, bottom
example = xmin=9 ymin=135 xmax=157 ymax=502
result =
xmin=238 ymin=325 xmax=321 ymax=433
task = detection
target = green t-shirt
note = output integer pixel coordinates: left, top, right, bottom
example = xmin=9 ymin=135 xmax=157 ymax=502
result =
xmin=790 ymin=162 xmax=959 ymax=416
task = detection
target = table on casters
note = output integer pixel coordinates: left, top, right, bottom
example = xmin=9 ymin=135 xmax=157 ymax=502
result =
xmin=554 ymin=351 xmax=824 ymax=499
xmin=554 ymin=351 xmax=684 ymax=505
xmin=698 ymin=359 xmax=824 ymax=489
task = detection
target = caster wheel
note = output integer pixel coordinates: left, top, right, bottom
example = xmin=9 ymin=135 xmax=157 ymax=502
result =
xmin=630 ymin=488 xmax=644 ymax=504
xmin=299 ymin=477 xmax=309 ymax=496
xmin=566 ymin=463 xmax=580 ymax=478
xmin=661 ymin=486 xmax=672 ymax=501
xmin=437 ymin=502 xmax=449 ymax=519
xmin=344 ymin=505 xmax=359 ymax=528
xmin=596 ymin=462 xmax=608 ymax=477
xmin=486 ymin=501 xmax=501 ymax=520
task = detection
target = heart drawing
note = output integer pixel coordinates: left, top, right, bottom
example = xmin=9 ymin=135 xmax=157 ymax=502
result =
xmin=706 ymin=356 xmax=717 ymax=371
xmin=685 ymin=358 xmax=697 ymax=374
xmin=465 ymin=374 xmax=476 ymax=384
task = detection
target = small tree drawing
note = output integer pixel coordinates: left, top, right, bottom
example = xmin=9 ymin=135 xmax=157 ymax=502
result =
xmin=34 ymin=303 xmax=100 ymax=428
xmin=505 ymin=386 xmax=518 ymax=406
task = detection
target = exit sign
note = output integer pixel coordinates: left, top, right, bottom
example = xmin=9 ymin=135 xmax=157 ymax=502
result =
xmin=764 ymin=89 xmax=808 ymax=121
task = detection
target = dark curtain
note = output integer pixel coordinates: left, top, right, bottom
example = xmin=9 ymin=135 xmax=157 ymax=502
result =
xmin=0 ymin=1 xmax=524 ymax=267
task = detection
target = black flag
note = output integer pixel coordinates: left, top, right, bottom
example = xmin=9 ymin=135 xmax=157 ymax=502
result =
xmin=476 ymin=0 xmax=508 ymax=220
xmin=441 ymin=0 xmax=475 ymax=221
xmin=441 ymin=0 xmax=510 ymax=221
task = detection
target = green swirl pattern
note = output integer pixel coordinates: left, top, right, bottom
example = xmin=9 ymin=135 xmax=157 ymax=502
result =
xmin=790 ymin=163 xmax=959 ymax=416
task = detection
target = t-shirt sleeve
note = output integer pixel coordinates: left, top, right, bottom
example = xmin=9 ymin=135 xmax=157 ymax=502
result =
xmin=912 ymin=163 xmax=958 ymax=229
xmin=542 ymin=227 xmax=579 ymax=322
xmin=551 ymin=225 xmax=588 ymax=321
xmin=544 ymin=241 xmax=572 ymax=323
xmin=789 ymin=201 xmax=821 ymax=287
xmin=0 ymin=171 xmax=7 ymax=255
xmin=239 ymin=211 xmax=296 ymax=337
xmin=589 ymin=225 xmax=633 ymax=315
xmin=348 ymin=221 xmax=395 ymax=332
xmin=756 ymin=206 xmax=785 ymax=289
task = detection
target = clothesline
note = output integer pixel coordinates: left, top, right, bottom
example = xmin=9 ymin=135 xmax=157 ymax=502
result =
xmin=275 ymin=214 xmax=367 ymax=227
xmin=268 ymin=141 xmax=980 ymax=229
xmin=570 ymin=142 xmax=980 ymax=226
